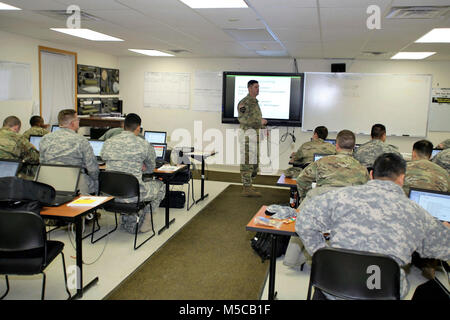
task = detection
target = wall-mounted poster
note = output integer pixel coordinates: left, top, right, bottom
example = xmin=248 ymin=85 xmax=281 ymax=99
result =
xmin=100 ymin=68 xmax=119 ymax=95
xmin=77 ymin=64 xmax=101 ymax=94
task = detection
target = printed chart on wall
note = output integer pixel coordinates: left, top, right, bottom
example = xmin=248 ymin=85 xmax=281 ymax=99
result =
xmin=144 ymin=72 xmax=190 ymax=109
xmin=428 ymin=87 xmax=450 ymax=132
xmin=192 ymin=71 xmax=222 ymax=112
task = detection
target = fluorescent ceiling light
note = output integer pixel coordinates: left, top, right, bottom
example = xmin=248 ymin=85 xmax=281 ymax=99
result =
xmin=415 ymin=28 xmax=450 ymax=43
xmin=0 ymin=2 xmax=21 ymax=10
xmin=128 ymin=49 xmax=174 ymax=57
xmin=391 ymin=52 xmax=436 ymax=60
xmin=179 ymin=0 xmax=248 ymax=9
xmin=50 ymin=28 xmax=123 ymax=41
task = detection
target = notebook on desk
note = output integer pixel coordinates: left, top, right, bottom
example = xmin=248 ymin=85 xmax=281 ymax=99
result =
xmin=88 ymin=139 xmax=105 ymax=165
xmin=408 ymin=188 xmax=450 ymax=222
xmin=35 ymin=164 xmax=81 ymax=206
xmin=29 ymin=135 xmax=42 ymax=151
xmin=0 ymin=160 xmax=21 ymax=178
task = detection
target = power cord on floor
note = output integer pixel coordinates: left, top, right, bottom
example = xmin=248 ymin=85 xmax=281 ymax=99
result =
xmin=66 ymin=213 xmax=110 ymax=265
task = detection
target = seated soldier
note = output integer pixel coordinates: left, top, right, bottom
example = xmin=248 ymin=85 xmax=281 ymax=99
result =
xmin=22 ymin=115 xmax=50 ymax=140
xmin=296 ymin=153 xmax=450 ymax=299
xmin=100 ymin=113 xmax=165 ymax=233
xmin=403 ymin=139 xmax=449 ymax=196
xmin=283 ymin=130 xmax=369 ymax=269
xmin=436 ymin=138 xmax=450 ymax=150
xmin=285 ymin=126 xmax=336 ymax=178
xmin=354 ymin=123 xmax=402 ymax=168
xmin=0 ymin=116 xmax=39 ymax=179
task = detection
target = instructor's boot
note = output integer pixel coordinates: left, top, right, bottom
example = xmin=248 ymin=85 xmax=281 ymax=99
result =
xmin=241 ymin=186 xmax=262 ymax=197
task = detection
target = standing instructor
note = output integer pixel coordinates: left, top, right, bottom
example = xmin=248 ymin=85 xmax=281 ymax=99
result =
xmin=237 ymin=80 xmax=267 ymax=197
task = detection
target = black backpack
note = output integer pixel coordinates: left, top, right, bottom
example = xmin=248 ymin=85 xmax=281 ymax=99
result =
xmin=0 ymin=177 xmax=55 ymax=214
xmin=251 ymin=232 xmax=290 ymax=262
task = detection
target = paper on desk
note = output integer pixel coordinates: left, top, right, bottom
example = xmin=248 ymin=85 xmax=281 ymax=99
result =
xmin=158 ymin=164 xmax=180 ymax=171
xmin=67 ymin=196 xmax=109 ymax=207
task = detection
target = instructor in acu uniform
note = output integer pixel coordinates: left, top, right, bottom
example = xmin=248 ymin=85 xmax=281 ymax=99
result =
xmin=237 ymin=80 xmax=267 ymax=197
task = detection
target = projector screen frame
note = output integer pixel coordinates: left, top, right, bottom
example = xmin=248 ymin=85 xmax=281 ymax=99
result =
xmin=221 ymin=71 xmax=304 ymax=127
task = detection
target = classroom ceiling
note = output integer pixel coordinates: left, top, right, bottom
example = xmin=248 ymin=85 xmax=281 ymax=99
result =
xmin=0 ymin=0 xmax=449 ymax=60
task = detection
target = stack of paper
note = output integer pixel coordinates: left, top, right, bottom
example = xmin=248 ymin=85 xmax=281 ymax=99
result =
xmin=67 ymin=196 xmax=109 ymax=207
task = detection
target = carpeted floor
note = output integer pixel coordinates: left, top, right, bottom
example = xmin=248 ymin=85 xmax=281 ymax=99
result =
xmin=192 ymin=170 xmax=279 ymax=186
xmin=106 ymin=184 xmax=288 ymax=300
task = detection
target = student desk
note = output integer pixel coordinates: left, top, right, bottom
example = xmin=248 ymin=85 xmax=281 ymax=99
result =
xmin=246 ymin=205 xmax=297 ymax=300
xmin=185 ymin=151 xmax=217 ymax=204
xmin=40 ymin=196 xmax=114 ymax=300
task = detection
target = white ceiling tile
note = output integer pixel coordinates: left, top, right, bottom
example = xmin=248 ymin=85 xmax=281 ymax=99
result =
xmin=52 ymin=0 xmax=128 ymax=10
xmin=194 ymin=8 xmax=264 ymax=29
xmin=257 ymin=7 xmax=319 ymax=28
xmin=272 ymin=27 xmax=321 ymax=42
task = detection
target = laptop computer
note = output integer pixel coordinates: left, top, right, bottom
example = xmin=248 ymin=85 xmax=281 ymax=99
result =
xmin=51 ymin=125 xmax=60 ymax=133
xmin=35 ymin=164 xmax=81 ymax=206
xmin=324 ymin=139 xmax=336 ymax=146
xmin=354 ymin=143 xmax=361 ymax=152
xmin=314 ymin=153 xmax=332 ymax=162
xmin=0 ymin=159 xmax=21 ymax=178
xmin=409 ymin=188 xmax=450 ymax=222
xmin=144 ymin=131 xmax=167 ymax=144
xmin=152 ymin=143 xmax=167 ymax=168
xmin=29 ymin=135 xmax=42 ymax=151
xmin=88 ymin=139 xmax=105 ymax=165
xmin=431 ymin=149 xmax=442 ymax=158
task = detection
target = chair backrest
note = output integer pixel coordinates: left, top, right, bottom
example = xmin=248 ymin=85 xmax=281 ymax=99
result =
xmin=99 ymin=171 xmax=140 ymax=201
xmin=0 ymin=210 xmax=46 ymax=252
xmin=308 ymin=247 xmax=400 ymax=300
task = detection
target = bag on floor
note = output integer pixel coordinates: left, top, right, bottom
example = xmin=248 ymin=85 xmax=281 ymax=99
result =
xmin=251 ymin=232 xmax=290 ymax=262
xmin=159 ymin=191 xmax=186 ymax=208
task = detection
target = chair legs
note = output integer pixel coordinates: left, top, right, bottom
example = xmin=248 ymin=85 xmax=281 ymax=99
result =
xmin=186 ymin=176 xmax=195 ymax=211
xmin=133 ymin=205 xmax=155 ymax=250
xmin=0 ymin=275 xmax=9 ymax=300
xmin=61 ymin=252 xmax=72 ymax=299
xmin=41 ymin=272 xmax=46 ymax=300
xmin=89 ymin=212 xmax=118 ymax=244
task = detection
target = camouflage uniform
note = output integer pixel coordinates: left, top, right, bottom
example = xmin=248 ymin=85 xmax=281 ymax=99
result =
xmin=296 ymin=150 xmax=369 ymax=200
xmin=0 ymin=127 xmax=39 ymax=164
xmin=296 ymin=179 xmax=450 ymax=298
xmin=439 ymin=139 xmax=450 ymax=150
xmin=98 ymin=127 xmax=123 ymax=141
xmin=100 ymin=131 xmax=165 ymax=233
xmin=354 ymin=139 xmax=402 ymax=168
xmin=237 ymin=94 xmax=263 ymax=187
xmin=22 ymin=126 xmax=49 ymax=140
xmin=39 ymin=128 xmax=99 ymax=194
xmin=433 ymin=148 xmax=450 ymax=175
xmin=403 ymin=159 xmax=449 ymax=195
xmin=293 ymin=138 xmax=336 ymax=163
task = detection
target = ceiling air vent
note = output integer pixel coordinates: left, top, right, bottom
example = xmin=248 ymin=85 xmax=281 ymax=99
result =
xmin=34 ymin=10 xmax=102 ymax=22
xmin=386 ymin=6 xmax=450 ymax=19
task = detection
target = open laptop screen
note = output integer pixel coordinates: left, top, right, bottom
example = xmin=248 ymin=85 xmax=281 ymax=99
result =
xmin=89 ymin=140 xmax=104 ymax=157
xmin=431 ymin=149 xmax=442 ymax=158
xmin=0 ymin=160 xmax=20 ymax=178
xmin=29 ymin=135 xmax=42 ymax=151
xmin=51 ymin=125 xmax=60 ymax=133
xmin=152 ymin=143 xmax=167 ymax=160
xmin=409 ymin=188 xmax=450 ymax=222
xmin=35 ymin=165 xmax=80 ymax=193
xmin=324 ymin=139 xmax=336 ymax=146
xmin=314 ymin=153 xmax=331 ymax=162
xmin=144 ymin=131 xmax=167 ymax=144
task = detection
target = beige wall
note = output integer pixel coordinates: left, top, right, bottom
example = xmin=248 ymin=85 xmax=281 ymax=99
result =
xmin=0 ymin=30 xmax=119 ymax=133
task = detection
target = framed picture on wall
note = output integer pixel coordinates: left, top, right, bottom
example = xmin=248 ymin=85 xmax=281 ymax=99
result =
xmin=100 ymin=68 xmax=119 ymax=95
xmin=77 ymin=64 xmax=101 ymax=94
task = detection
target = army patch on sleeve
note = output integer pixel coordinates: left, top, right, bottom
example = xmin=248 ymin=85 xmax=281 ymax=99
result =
xmin=239 ymin=103 xmax=246 ymax=113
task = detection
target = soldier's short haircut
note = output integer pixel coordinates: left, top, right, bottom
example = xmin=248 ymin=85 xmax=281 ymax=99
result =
xmin=58 ymin=109 xmax=77 ymax=126
xmin=124 ymin=113 xmax=141 ymax=132
xmin=371 ymin=124 xmax=386 ymax=139
xmin=3 ymin=116 xmax=21 ymax=128
xmin=314 ymin=126 xmax=328 ymax=140
xmin=30 ymin=115 xmax=44 ymax=127
xmin=373 ymin=153 xmax=406 ymax=180
xmin=247 ymin=80 xmax=258 ymax=88
xmin=413 ymin=139 xmax=433 ymax=158
xmin=336 ymin=129 xmax=355 ymax=150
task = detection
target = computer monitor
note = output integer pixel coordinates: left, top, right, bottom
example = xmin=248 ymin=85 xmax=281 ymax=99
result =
xmin=431 ymin=149 xmax=442 ymax=158
xmin=144 ymin=131 xmax=167 ymax=144
xmin=409 ymin=188 xmax=450 ymax=222
xmin=35 ymin=164 xmax=81 ymax=193
xmin=29 ymin=135 xmax=42 ymax=151
xmin=324 ymin=139 xmax=336 ymax=146
xmin=51 ymin=125 xmax=60 ymax=133
xmin=313 ymin=153 xmax=331 ymax=162
xmin=152 ymin=143 xmax=167 ymax=160
xmin=0 ymin=160 xmax=21 ymax=178
xmin=88 ymin=140 xmax=104 ymax=157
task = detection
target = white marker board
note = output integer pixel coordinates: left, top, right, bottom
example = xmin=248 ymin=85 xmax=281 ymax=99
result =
xmin=302 ymin=72 xmax=432 ymax=137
